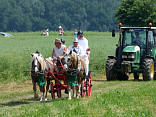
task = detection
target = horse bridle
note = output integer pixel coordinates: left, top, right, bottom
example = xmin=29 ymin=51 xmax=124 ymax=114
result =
xmin=64 ymin=53 xmax=80 ymax=76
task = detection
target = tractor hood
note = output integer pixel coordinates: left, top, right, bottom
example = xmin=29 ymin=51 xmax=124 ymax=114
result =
xmin=123 ymin=46 xmax=140 ymax=53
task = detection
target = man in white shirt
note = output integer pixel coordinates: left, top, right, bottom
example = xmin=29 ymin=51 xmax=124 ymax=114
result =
xmin=52 ymin=38 xmax=67 ymax=69
xmin=77 ymin=30 xmax=90 ymax=75
xmin=69 ymin=38 xmax=84 ymax=56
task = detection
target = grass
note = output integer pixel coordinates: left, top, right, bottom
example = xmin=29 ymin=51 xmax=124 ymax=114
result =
xmin=0 ymin=80 xmax=155 ymax=116
xmin=0 ymin=31 xmax=155 ymax=116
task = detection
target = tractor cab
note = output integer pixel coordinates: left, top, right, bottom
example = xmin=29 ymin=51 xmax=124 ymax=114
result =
xmin=106 ymin=23 xmax=156 ymax=81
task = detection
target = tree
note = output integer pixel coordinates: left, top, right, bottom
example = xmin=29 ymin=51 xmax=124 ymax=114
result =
xmin=115 ymin=0 xmax=156 ymax=27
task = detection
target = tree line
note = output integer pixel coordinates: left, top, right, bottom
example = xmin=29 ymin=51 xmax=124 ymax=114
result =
xmin=0 ymin=0 xmax=120 ymax=32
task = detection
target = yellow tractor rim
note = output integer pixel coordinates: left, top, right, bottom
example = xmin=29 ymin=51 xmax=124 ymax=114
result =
xmin=150 ymin=63 xmax=154 ymax=78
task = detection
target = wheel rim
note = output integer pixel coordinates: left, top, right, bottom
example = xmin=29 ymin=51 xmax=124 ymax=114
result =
xmin=150 ymin=63 xmax=154 ymax=78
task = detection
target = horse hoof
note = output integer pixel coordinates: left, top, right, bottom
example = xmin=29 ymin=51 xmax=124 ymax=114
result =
xmin=68 ymin=98 xmax=72 ymax=100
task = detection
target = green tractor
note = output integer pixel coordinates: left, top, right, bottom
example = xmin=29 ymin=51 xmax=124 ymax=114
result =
xmin=106 ymin=23 xmax=156 ymax=81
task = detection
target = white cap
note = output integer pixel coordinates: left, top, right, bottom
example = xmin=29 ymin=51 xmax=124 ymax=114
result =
xmin=73 ymin=38 xmax=78 ymax=42
xmin=59 ymin=26 xmax=62 ymax=28
xmin=47 ymin=29 xmax=49 ymax=31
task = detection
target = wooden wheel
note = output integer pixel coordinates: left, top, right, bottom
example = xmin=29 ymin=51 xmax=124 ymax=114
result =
xmin=81 ymin=80 xmax=86 ymax=98
xmin=87 ymin=78 xmax=92 ymax=97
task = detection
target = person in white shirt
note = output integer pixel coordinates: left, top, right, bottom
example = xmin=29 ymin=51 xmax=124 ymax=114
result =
xmin=46 ymin=29 xmax=49 ymax=36
xmin=69 ymin=38 xmax=84 ymax=56
xmin=52 ymin=38 xmax=67 ymax=69
xmin=77 ymin=30 xmax=90 ymax=75
xmin=59 ymin=26 xmax=64 ymax=36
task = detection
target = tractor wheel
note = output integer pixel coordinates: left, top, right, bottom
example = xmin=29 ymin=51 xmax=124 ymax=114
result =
xmin=142 ymin=58 xmax=154 ymax=81
xmin=117 ymin=73 xmax=128 ymax=81
xmin=133 ymin=73 xmax=139 ymax=80
xmin=106 ymin=58 xmax=117 ymax=81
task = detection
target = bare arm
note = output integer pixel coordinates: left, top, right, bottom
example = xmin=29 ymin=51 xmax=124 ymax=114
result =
xmin=52 ymin=49 xmax=57 ymax=59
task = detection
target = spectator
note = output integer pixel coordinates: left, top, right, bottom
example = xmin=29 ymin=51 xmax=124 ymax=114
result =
xmin=46 ymin=29 xmax=49 ymax=36
xmin=59 ymin=26 xmax=64 ymax=36
xmin=41 ymin=30 xmax=46 ymax=36
xmin=74 ymin=29 xmax=77 ymax=36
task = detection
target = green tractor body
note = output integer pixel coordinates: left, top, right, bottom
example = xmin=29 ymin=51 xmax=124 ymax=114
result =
xmin=106 ymin=26 xmax=156 ymax=80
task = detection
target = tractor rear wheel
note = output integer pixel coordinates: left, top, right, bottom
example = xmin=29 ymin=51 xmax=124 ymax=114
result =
xmin=134 ymin=73 xmax=139 ymax=80
xmin=106 ymin=58 xmax=117 ymax=81
xmin=142 ymin=58 xmax=154 ymax=81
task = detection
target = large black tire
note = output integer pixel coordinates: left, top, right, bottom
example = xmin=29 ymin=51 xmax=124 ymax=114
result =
xmin=134 ymin=73 xmax=139 ymax=80
xmin=142 ymin=58 xmax=154 ymax=81
xmin=106 ymin=58 xmax=117 ymax=81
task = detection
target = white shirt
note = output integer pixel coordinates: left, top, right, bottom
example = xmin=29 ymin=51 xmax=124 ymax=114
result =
xmin=54 ymin=45 xmax=66 ymax=57
xmin=46 ymin=32 xmax=49 ymax=36
xmin=69 ymin=45 xmax=84 ymax=56
xmin=78 ymin=37 xmax=88 ymax=54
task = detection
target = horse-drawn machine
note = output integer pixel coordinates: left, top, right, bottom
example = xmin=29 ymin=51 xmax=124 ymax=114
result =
xmin=30 ymin=51 xmax=92 ymax=101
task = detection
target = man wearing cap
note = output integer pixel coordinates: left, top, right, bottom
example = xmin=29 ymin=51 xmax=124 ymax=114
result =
xmin=52 ymin=38 xmax=67 ymax=60
xmin=69 ymin=38 xmax=84 ymax=56
xmin=77 ymin=30 xmax=90 ymax=75
xmin=52 ymin=38 xmax=67 ymax=69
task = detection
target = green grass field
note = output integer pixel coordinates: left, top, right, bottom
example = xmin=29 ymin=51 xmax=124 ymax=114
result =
xmin=0 ymin=32 xmax=156 ymax=117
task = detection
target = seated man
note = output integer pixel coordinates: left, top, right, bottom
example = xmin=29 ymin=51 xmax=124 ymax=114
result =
xmin=132 ymin=32 xmax=143 ymax=45
xmin=69 ymin=38 xmax=84 ymax=57
xmin=52 ymin=38 xmax=67 ymax=70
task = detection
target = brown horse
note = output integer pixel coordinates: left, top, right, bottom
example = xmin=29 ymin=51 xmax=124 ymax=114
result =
xmin=30 ymin=53 xmax=54 ymax=102
xmin=63 ymin=51 xmax=87 ymax=100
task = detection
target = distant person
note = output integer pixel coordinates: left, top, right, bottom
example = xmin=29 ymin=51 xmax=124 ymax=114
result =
xmin=46 ymin=29 xmax=49 ymax=36
xmin=74 ymin=29 xmax=77 ymax=36
xmin=69 ymin=38 xmax=84 ymax=56
xmin=77 ymin=30 xmax=90 ymax=75
xmin=59 ymin=26 xmax=64 ymax=36
xmin=41 ymin=30 xmax=46 ymax=36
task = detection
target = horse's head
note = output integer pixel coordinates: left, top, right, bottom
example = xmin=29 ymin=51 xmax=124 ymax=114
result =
xmin=31 ymin=53 xmax=45 ymax=75
xmin=63 ymin=50 xmax=78 ymax=72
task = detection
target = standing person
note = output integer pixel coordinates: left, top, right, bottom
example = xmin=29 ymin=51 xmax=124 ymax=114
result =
xmin=52 ymin=38 xmax=67 ymax=70
xmin=41 ymin=30 xmax=46 ymax=36
xmin=77 ymin=30 xmax=90 ymax=75
xmin=69 ymin=38 xmax=84 ymax=56
xmin=46 ymin=29 xmax=49 ymax=36
xmin=59 ymin=26 xmax=64 ymax=36
xmin=74 ymin=29 xmax=77 ymax=36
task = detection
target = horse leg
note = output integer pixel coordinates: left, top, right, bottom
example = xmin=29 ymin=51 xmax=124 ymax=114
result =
xmin=73 ymin=86 xmax=76 ymax=98
xmin=39 ymin=85 xmax=45 ymax=102
xmin=67 ymin=81 xmax=72 ymax=100
xmin=77 ymin=83 xmax=81 ymax=99
xmin=32 ymin=76 xmax=38 ymax=98
xmin=45 ymin=79 xmax=50 ymax=101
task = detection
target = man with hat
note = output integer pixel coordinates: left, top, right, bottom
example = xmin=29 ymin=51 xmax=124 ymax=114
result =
xmin=52 ymin=38 xmax=67 ymax=60
xmin=69 ymin=38 xmax=84 ymax=56
xmin=77 ymin=30 xmax=90 ymax=75
xmin=59 ymin=26 xmax=64 ymax=36
xmin=52 ymin=38 xmax=67 ymax=68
